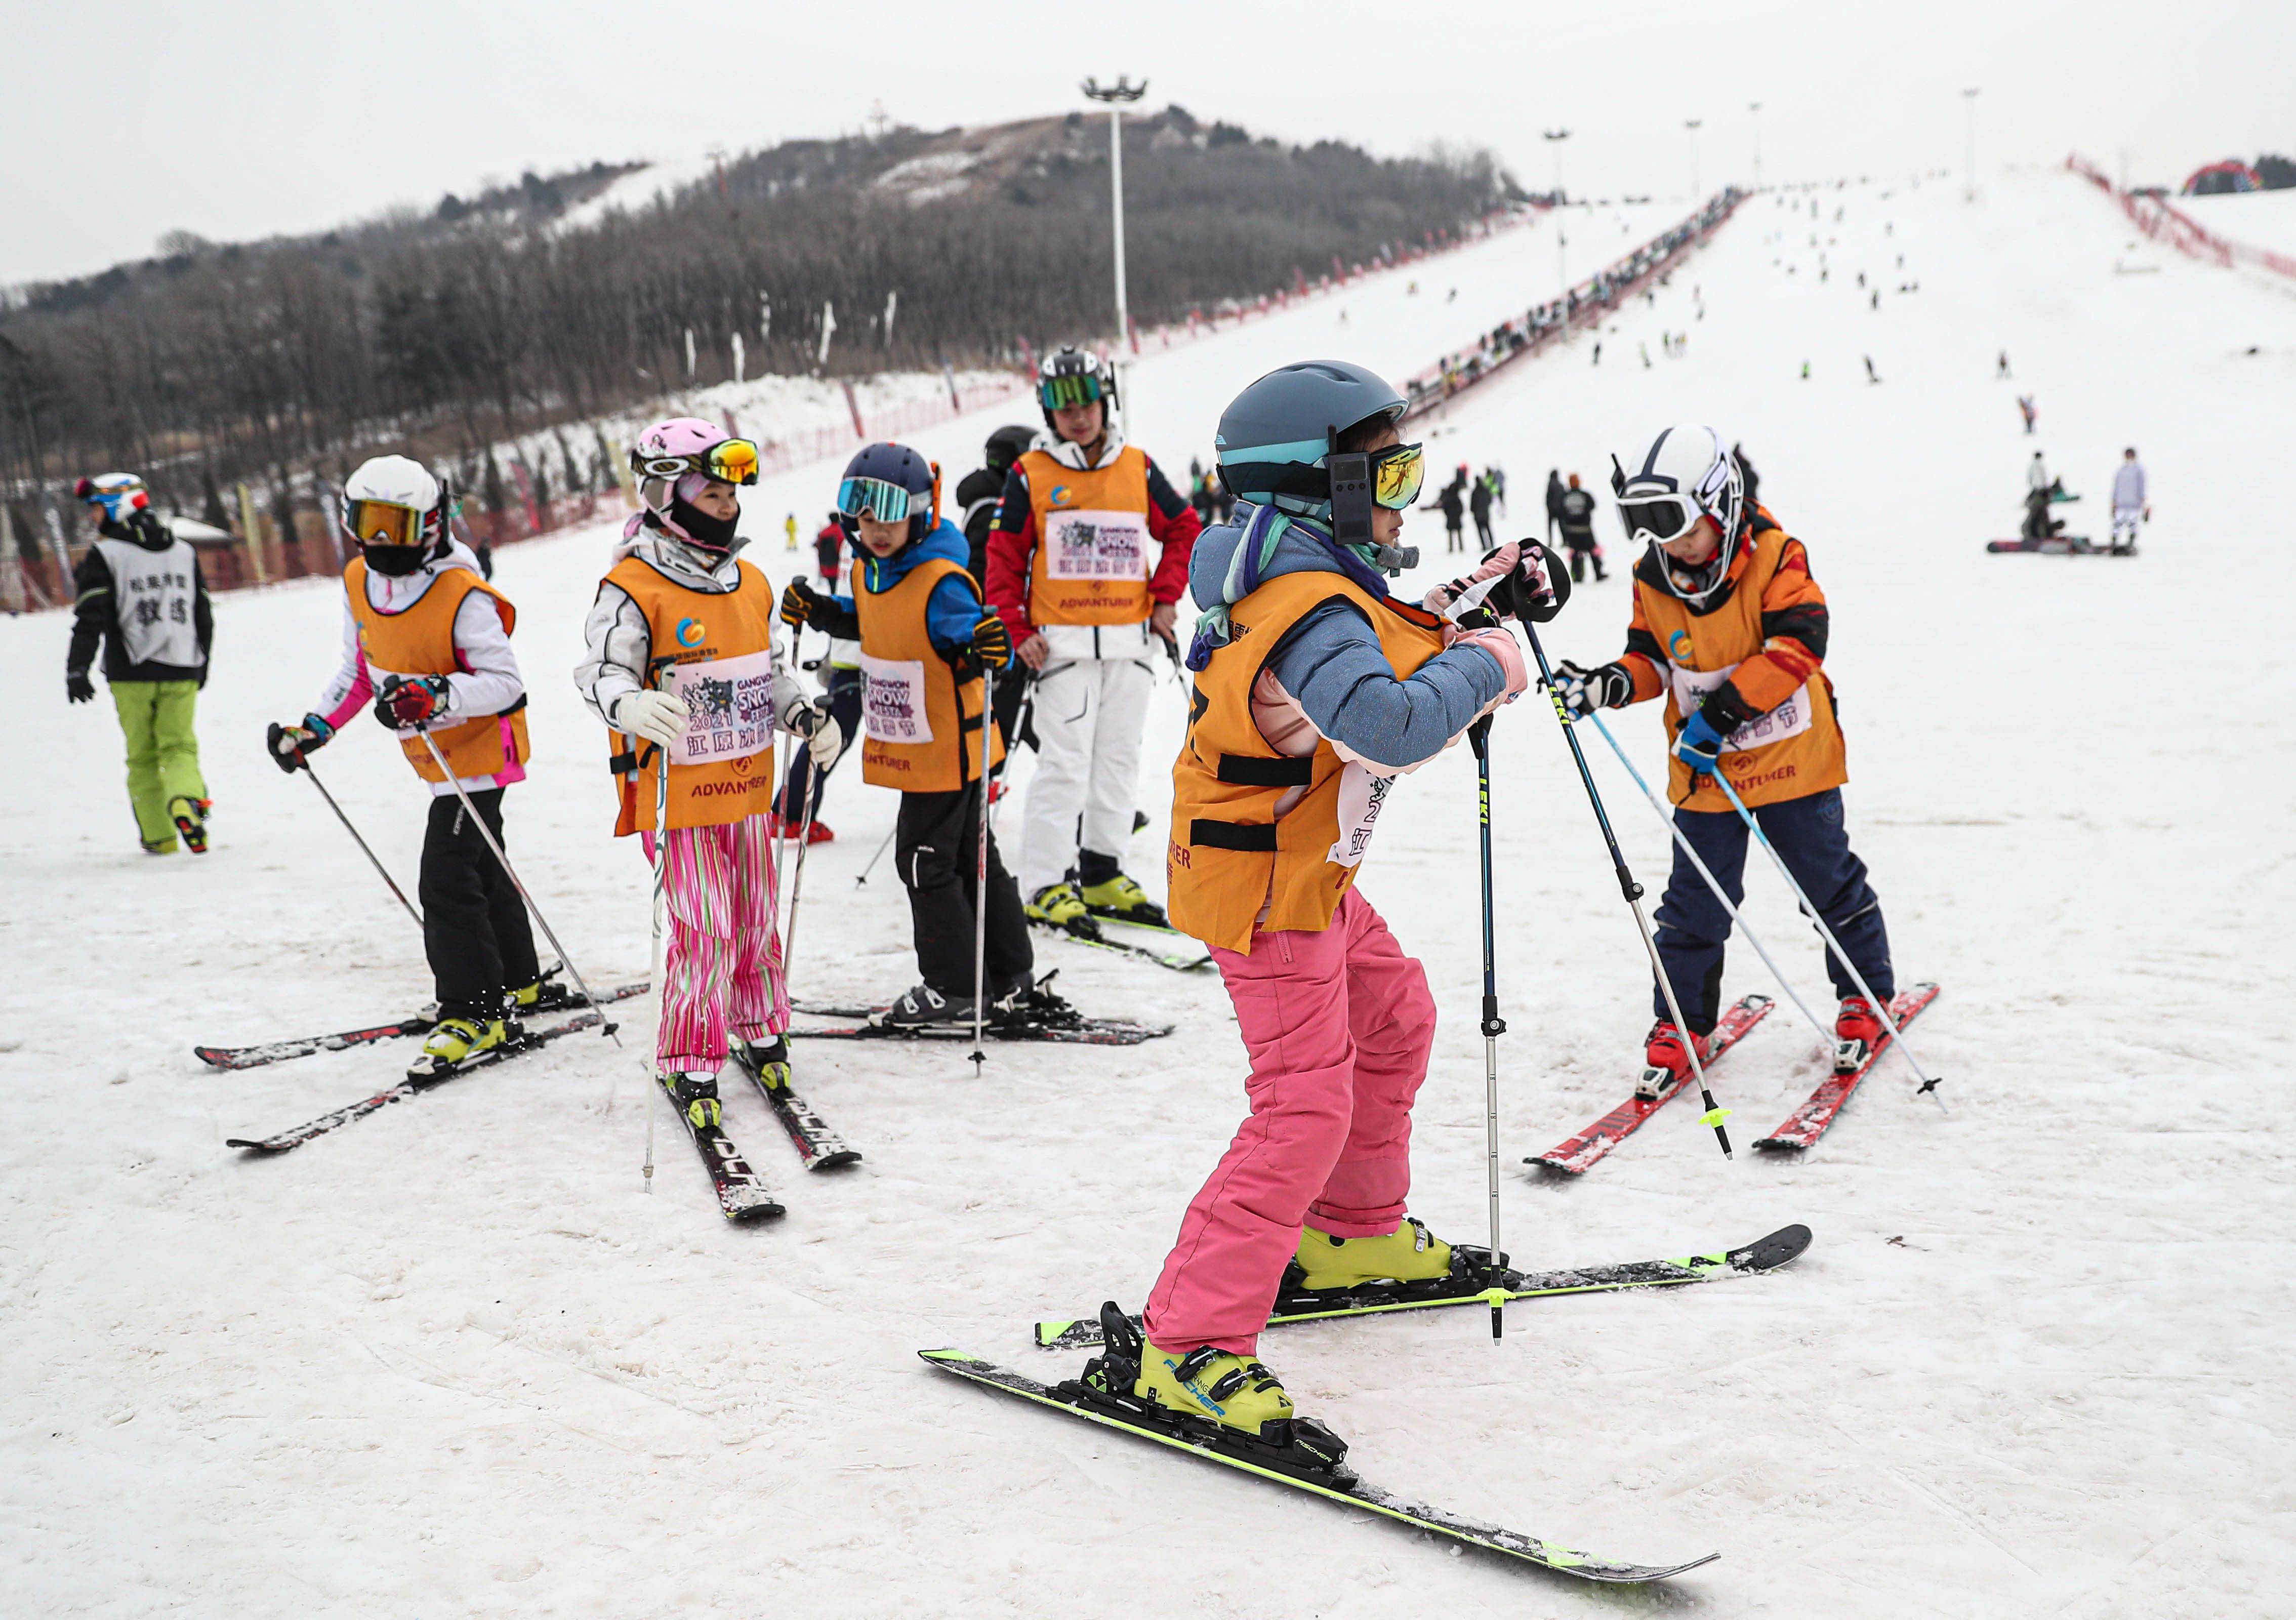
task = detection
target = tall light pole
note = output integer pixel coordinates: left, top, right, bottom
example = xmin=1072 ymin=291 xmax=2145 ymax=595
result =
xmin=1081 ymin=76 xmax=1146 ymax=362
xmin=1961 ymin=87 xmax=1979 ymax=202
xmin=1749 ymin=102 xmax=1762 ymax=192
xmin=1686 ymin=118 xmax=1703 ymax=201
xmin=1544 ymin=128 xmax=1572 ymax=333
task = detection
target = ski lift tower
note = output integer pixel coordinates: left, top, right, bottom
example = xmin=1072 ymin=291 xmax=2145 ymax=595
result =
xmin=1544 ymin=129 xmax=1572 ymax=337
xmin=1082 ymin=75 xmax=1148 ymax=411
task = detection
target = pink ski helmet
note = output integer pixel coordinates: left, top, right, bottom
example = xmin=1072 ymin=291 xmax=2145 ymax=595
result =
xmin=626 ymin=417 xmax=760 ymax=552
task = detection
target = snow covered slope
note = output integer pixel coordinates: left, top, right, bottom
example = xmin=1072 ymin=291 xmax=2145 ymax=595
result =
xmin=3 ymin=172 xmax=2290 ymax=1617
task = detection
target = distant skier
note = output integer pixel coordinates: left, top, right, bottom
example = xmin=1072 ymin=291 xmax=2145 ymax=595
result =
xmin=1469 ymin=467 xmax=1496 ymax=549
xmin=1556 ymin=471 xmax=1606 ymax=582
xmin=2017 ymin=394 xmax=2037 ymax=434
xmin=1544 ymin=468 xmax=1566 ymax=543
xmin=1996 ymin=350 xmax=2012 ymax=379
xmin=66 ymin=473 xmax=214 ymax=855
xmin=1428 ymin=465 xmax=1469 ymax=554
xmin=1554 ymin=423 xmax=1898 ymax=1091
xmin=2109 ymin=448 xmax=2149 ymax=555
xmin=783 ymin=511 xmax=798 ymax=552
xmin=1863 ymin=355 xmax=1880 ymax=384
xmin=271 ymin=456 xmax=544 ymax=1078
xmin=2021 ymin=454 xmax=2065 ymax=542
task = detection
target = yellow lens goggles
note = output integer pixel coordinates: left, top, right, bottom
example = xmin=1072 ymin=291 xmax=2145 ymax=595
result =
xmin=1369 ymin=441 xmax=1425 ymax=510
xmin=344 ymin=498 xmax=424 ymax=547
xmin=706 ymin=438 xmax=760 ymax=485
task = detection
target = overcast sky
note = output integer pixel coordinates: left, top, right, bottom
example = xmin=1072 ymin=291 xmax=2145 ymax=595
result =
xmin=7 ymin=0 xmax=2289 ymax=288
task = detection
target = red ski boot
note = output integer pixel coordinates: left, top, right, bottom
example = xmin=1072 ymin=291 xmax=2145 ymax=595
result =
xmin=1637 ymin=1021 xmax=1709 ymax=1099
xmin=1833 ymin=996 xmax=1886 ymax=1073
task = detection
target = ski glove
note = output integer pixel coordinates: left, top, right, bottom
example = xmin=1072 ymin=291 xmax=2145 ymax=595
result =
xmin=806 ymin=715 xmax=843 ymax=771
xmin=67 ymin=671 xmax=95 ymax=704
xmin=780 ymin=577 xmax=818 ymax=629
xmin=612 ymin=690 xmax=689 ymax=749
xmin=267 ymin=714 xmax=334 ymax=773
xmin=966 ymin=610 xmax=1013 ymax=671
xmin=1552 ymin=659 xmax=1633 ymax=717
xmin=1673 ymin=707 xmax=1728 ymax=775
xmin=375 ymin=674 xmax=453 ymax=730
xmin=1424 ymin=540 xmax=1570 ymax=625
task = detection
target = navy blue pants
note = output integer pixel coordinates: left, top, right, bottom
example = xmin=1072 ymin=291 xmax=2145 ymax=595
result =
xmin=775 ymin=665 xmax=863 ymax=821
xmin=1652 ymin=787 xmax=1893 ymax=1033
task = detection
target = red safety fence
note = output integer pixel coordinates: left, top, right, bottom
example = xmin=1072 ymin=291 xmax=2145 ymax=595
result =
xmin=1399 ymin=189 xmax=1747 ymax=424
xmin=2067 ymin=154 xmax=2296 ymax=282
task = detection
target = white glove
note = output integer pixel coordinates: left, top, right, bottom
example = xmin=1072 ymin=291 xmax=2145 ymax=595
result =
xmin=612 ymin=690 xmax=688 ymax=748
xmin=807 ymin=716 xmax=842 ymax=771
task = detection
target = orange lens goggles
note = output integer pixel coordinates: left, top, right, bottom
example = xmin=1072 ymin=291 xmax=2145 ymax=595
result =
xmin=344 ymin=498 xmax=424 ymax=547
xmin=706 ymin=439 xmax=760 ymax=485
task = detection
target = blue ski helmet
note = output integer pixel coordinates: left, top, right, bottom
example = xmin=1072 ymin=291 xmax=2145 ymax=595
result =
xmin=835 ymin=441 xmax=940 ymax=546
xmin=1213 ymin=360 xmax=1407 ymax=520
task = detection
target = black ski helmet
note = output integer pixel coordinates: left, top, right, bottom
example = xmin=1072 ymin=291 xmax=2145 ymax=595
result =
xmin=984 ymin=424 xmax=1037 ymax=473
xmin=835 ymin=441 xmax=940 ymax=546
xmin=1036 ymin=346 xmax=1117 ymax=432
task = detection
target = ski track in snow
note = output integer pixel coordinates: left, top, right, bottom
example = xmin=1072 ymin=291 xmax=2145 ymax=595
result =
xmin=4 ymin=172 xmax=2292 ymax=1617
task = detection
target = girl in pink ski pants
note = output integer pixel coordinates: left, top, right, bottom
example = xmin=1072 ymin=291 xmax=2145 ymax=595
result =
xmin=1142 ymin=888 xmax=1438 ymax=1354
xmin=647 ymin=811 xmax=790 ymax=1068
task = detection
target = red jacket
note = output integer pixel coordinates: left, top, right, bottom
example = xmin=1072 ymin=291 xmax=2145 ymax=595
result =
xmin=983 ymin=448 xmax=1201 ymax=642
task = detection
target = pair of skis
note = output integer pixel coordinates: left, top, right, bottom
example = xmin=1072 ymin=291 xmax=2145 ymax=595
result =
xmin=928 ymin=1223 xmax=1811 ymax=1585
xmin=1530 ymin=984 xmax=1941 ymax=1176
xmin=649 ymin=1042 xmax=866 ymax=1224
xmin=194 ymin=979 xmax=650 ymax=1071
xmin=788 ymin=1000 xmax=1172 ymax=1047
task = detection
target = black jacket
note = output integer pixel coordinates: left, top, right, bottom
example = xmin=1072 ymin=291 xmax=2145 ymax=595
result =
xmin=66 ymin=511 xmax=213 ymax=684
xmin=955 ymin=463 xmax=1010 ymax=587
xmin=1545 ymin=472 xmax=1567 ymax=519
xmin=1557 ymin=487 xmax=1598 ymax=543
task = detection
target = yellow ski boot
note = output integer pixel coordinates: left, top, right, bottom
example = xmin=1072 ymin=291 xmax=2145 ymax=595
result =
xmin=1077 ymin=872 xmax=1170 ymax=929
xmin=1294 ymin=1216 xmax=1454 ymax=1292
xmin=1025 ymin=881 xmax=1102 ymax=940
xmin=1133 ymin=1340 xmax=1296 ymax=1437
xmin=408 ymin=1015 xmax=507 ymax=1079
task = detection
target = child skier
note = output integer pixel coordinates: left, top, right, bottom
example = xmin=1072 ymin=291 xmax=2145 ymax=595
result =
xmin=1554 ymin=423 xmax=1897 ymax=1089
xmin=66 ymin=474 xmax=214 ymax=854
xmin=781 ymin=441 xmax=1035 ymax=1027
xmin=573 ymin=418 xmax=840 ymax=1129
xmin=983 ymin=347 xmax=1200 ymax=939
xmin=268 ymin=456 xmax=544 ymax=1077
xmin=1129 ymin=360 xmax=1550 ymax=1447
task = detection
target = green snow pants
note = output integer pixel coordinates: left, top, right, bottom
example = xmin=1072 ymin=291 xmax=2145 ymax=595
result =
xmin=112 ymin=680 xmax=207 ymax=850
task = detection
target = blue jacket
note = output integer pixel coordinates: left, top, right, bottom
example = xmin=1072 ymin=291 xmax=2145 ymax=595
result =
xmin=1190 ymin=509 xmax=1504 ymax=770
xmin=830 ymin=518 xmax=990 ymax=655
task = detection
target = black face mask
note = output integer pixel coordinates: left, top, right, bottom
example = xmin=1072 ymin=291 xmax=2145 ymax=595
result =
xmin=669 ymin=493 xmax=739 ymax=552
xmin=362 ymin=542 xmax=429 ymax=577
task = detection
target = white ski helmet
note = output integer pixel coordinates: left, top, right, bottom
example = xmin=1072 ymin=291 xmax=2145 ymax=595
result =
xmin=1611 ymin=424 xmax=1744 ymax=605
xmin=340 ymin=455 xmax=448 ymax=558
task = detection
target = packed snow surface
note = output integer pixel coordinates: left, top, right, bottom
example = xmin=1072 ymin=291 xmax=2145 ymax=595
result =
xmin=4 ymin=173 xmax=2290 ymax=1617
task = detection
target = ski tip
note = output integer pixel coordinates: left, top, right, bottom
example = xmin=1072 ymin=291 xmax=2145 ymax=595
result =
xmin=1729 ymin=1223 xmax=1813 ymax=1272
xmin=804 ymin=1149 xmax=865 ymax=1171
xmin=1525 ymin=1154 xmax=1586 ymax=1178
xmin=1750 ymin=1136 xmax=1807 ymax=1154
xmin=1034 ymin=1320 xmax=1078 ymax=1349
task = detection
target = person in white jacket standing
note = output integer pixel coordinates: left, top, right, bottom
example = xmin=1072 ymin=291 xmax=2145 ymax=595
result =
xmin=573 ymin=418 xmax=839 ymax=1132
xmin=981 ymin=347 xmax=1202 ymax=938
xmin=2110 ymin=448 xmax=2149 ymax=555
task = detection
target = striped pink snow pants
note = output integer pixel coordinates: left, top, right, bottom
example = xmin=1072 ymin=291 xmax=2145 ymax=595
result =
xmin=648 ymin=812 xmax=790 ymax=1068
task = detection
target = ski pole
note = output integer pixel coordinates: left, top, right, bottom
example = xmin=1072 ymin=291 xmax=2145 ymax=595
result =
xmin=1467 ymin=716 xmax=1507 ymax=1341
xmin=1518 ymin=623 xmax=1733 ymax=1160
xmin=416 ymin=731 xmax=621 ymax=1049
xmin=781 ymin=751 xmax=823 ymax=984
xmin=1702 ymin=764 xmax=1945 ymax=1106
xmin=300 ymin=757 xmax=423 ymax=930
xmin=1581 ymin=709 xmax=1834 ymax=1049
xmin=969 ymin=660 xmax=995 ymax=1075
xmin=855 ymin=823 xmax=896 ymax=888
xmin=643 ymin=753 xmax=669 ymax=1194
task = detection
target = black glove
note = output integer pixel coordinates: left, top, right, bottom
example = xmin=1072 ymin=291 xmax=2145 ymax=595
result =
xmin=777 ymin=692 xmax=830 ymax=738
xmin=375 ymin=674 xmax=453 ymax=729
xmin=67 ymin=671 xmax=95 ymax=704
xmin=1552 ymin=659 xmax=1633 ymax=717
xmin=268 ymin=714 xmax=334 ymax=773
xmin=780 ymin=577 xmax=818 ymax=629
xmin=966 ymin=611 xmax=1013 ymax=671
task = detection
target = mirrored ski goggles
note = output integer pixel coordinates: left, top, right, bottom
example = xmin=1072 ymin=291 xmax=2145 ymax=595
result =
xmin=1038 ymin=371 xmax=1106 ymax=411
xmin=1366 ymin=441 xmax=1426 ymax=510
xmin=343 ymin=498 xmax=428 ymax=548
xmin=836 ymin=475 xmax=926 ymax=523
xmin=635 ymin=438 xmax=761 ymax=487
xmin=1616 ymin=492 xmax=1705 ymax=545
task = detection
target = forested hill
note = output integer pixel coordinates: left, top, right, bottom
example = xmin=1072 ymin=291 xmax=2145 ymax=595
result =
xmin=0 ymin=106 xmax=1519 ymax=507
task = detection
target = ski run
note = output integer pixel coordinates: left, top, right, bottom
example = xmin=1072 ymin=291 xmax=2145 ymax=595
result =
xmin=6 ymin=166 xmax=2291 ymax=1614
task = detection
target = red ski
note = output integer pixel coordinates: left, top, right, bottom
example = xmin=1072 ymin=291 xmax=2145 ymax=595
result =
xmin=1530 ymin=994 xmax=1773 ymax=1177
xmin=1755 ymin=983 xmax=1940 ymax=1152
